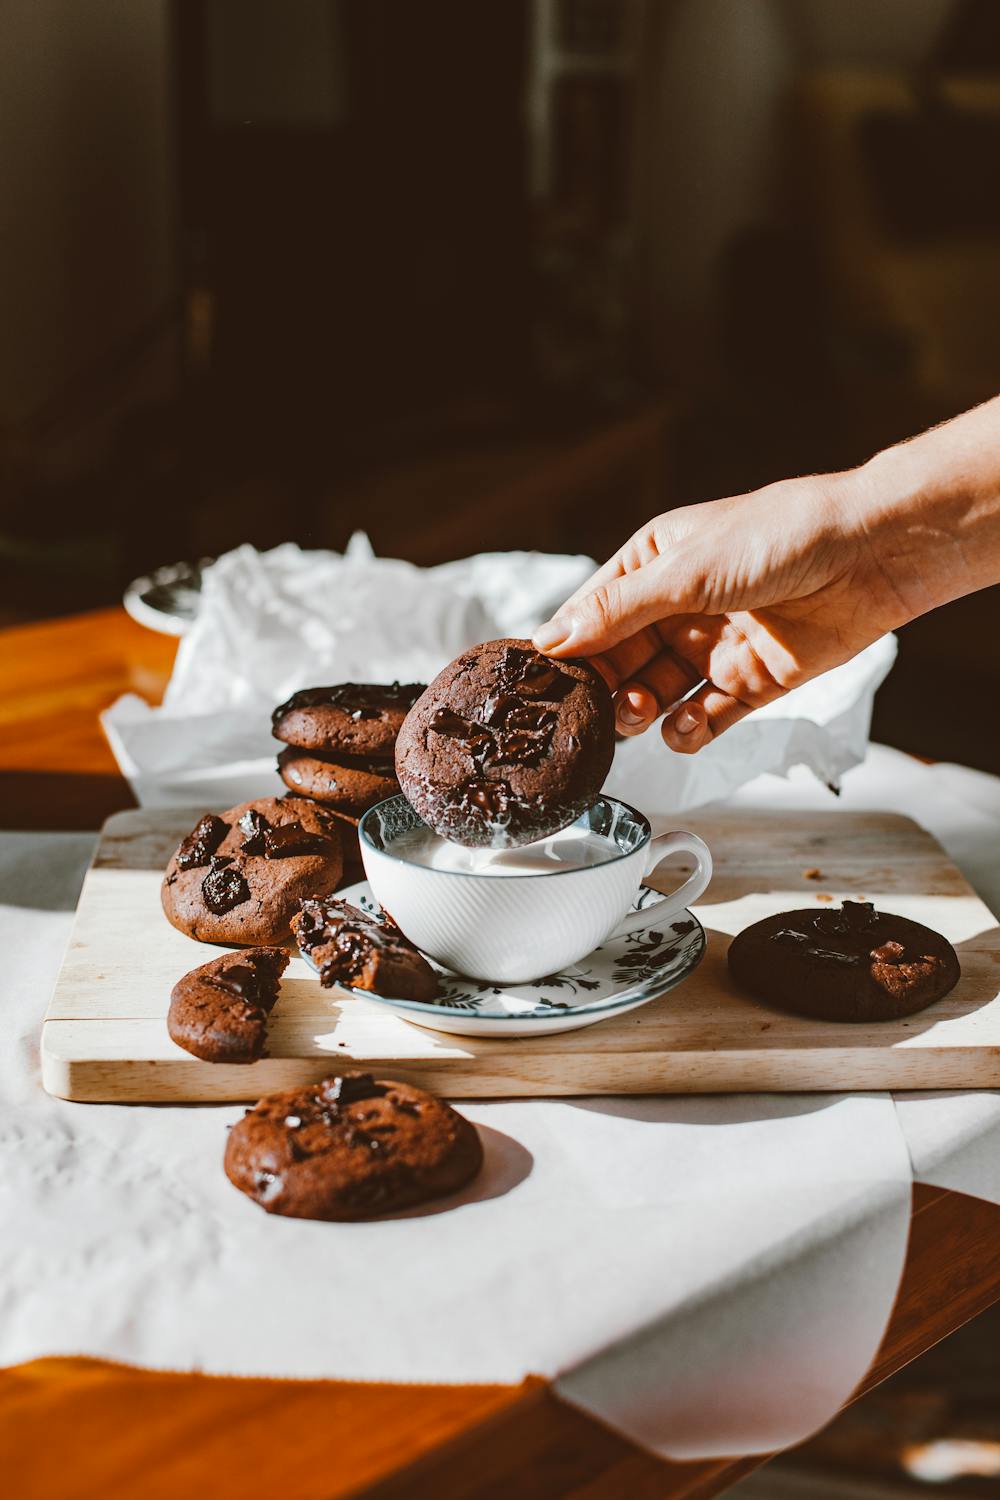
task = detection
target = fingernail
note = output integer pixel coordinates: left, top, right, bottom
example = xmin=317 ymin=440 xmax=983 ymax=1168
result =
xmin=617 ymin=687 xmax=650 ymax=730
xmin=675 ymin=705 xmax=700 ymax=735
xmin=533 ymin=615 xmax=572 ymax=652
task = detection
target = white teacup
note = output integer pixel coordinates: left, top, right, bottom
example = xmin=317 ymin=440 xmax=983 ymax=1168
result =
xmin=358 ymin=794 xmax=713 ymax=984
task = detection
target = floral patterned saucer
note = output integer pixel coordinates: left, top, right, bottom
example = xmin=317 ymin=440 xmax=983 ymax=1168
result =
xmin=310 ymin=879 xmax=706 ymax=1037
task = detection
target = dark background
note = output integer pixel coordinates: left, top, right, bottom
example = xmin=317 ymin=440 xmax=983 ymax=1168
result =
xmin=2 ymin=0 xmax=1000 ymax=769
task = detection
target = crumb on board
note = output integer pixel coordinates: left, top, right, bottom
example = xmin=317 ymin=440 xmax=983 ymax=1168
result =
xmin=802 ymin=867 xmax=823 ymax=880
xmin=817 ymin=892 xmax=833 ymax=902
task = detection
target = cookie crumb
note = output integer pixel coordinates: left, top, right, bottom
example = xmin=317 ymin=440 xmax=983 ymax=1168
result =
xmin=802 ymin=867 xmax=823 ymax=880
xmin=816 ymin=892 xmax=833 ymax=902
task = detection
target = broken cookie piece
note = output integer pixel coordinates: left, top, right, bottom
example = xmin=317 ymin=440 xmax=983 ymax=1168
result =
xmin=168 ymin=947 xmax=289 ymax=1063
xmin=294 ymin=898 xmax=438 ymax=1001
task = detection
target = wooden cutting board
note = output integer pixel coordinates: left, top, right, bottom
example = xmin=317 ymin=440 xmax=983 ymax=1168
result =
xmin=41 ymin=805 xmax=1000 ymax=1101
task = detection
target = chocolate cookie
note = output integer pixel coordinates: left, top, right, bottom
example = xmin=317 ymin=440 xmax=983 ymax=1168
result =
xmin=394 ymin=638 xmax=615 ymax=847
xmin=224 ymin=1073 xmax=483 ymax=1220
xmin=161 ymin=797 xmax=343 ymax=945
xmin=272 ymin=682 xmax=425 ymax=758
xmin=168 ymin=947 xmax=289 ymax=1063
xmin=294 ymin=898 xmax=438 ymax=1001
xmin=276 ymin=746 xmax=398 ymax=817
xmin=727 ymin=901 xmax=960 ymax=1023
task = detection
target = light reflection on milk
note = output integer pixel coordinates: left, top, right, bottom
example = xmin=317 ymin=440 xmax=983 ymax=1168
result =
xmin=388 ymin=824 xmax=616 ymax=876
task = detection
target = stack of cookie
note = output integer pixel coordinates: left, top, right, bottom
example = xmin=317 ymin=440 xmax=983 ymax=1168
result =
xmin=271 ymin=682 xmax=425 ymax=875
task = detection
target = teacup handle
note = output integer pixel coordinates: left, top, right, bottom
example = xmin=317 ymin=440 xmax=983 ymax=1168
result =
xmin=611 ymin=831 xmax=713 ymax=939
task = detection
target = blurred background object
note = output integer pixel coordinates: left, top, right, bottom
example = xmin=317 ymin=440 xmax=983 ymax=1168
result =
xmin=2 ymin=0 xmax=1000 ymax=769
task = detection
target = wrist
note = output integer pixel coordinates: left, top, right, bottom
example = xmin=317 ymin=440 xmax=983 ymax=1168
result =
xmin=844 ymin=423 xmax=1000 ymax=625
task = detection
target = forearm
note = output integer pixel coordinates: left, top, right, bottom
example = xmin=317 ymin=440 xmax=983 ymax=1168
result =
xmin=849 ymin=396 xmax=1000 ymax=627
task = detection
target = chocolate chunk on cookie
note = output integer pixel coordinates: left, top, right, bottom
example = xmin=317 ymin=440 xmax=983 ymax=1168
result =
xmin=175 ymin=813 xmax=228 ymax=870
xmin=224 ymin=1074 xmax=483 ymax=1220
xmin=168 ymin=947 xmax=289 ymax=1063
xmin=276 ymin=746 xmax=398 ymax=817
xmin=272 ymin=682 xmax=425 ymax=758
xmin=727 ymin=900 xmax=960 ymax=1022
xmin=294 ymin=898 xmax=438 ymax=1001
xmin=161 ymin=797 xmax=343 ymax=944
xmin=395 ymin=638 xmax=615 ymax=847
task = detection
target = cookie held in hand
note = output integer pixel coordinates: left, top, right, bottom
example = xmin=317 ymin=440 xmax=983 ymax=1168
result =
xmin=224 ymin=1074 xmax=483 ymax=1220
xmin=294 ymin=897 xmax=438 ymax=1001
xmin=727 ymin=900 xmax=960 ymax=1022
xmin=161 ymin=797 xmax=343 ymax=944
xmin=168 ymin=947 xmax=289 ymax=1063
xmin=394 ymin=638 xmax=615 ymax=847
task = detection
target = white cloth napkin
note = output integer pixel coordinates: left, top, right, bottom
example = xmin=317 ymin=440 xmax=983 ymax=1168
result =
xmin=5 ymin=747 xmax=1000 ymax=1458
xmin=102 ymin=540 xmax=897 ymax=813
xmin=0 ymin=833 xmax=908 ymax=1463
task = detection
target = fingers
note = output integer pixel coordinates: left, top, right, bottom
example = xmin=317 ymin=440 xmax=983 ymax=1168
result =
xmin=614 ymin=647 xmax=702 ymax=733
xmin=660 ymin=683 xmax=753 ymax=754
xmin=533 ymin=552 xmax=698 ymax=659
xmin=587 ymin=625 xmax=670 ymax=697
xmin=615 ymin=683 xmax=660 ymax=735
xmin=556 ymin=524 xmax=664 ymax=616
xmin=558 ymin=554 xmax=628 ymax=615
xmin=614 ymin=676 xmax=755 ymax=746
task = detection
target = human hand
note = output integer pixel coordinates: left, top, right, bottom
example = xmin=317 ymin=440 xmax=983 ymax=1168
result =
xmin=532 ymin=471 xmax=906 ymax=754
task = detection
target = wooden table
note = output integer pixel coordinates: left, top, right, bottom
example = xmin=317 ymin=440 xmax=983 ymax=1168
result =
xmin=4 ymin=607 xmax=1000 ymax=1500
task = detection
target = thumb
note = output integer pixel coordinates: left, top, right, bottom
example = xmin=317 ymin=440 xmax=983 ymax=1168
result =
xmin=533 ymin=551 xmax=707 ymax=657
